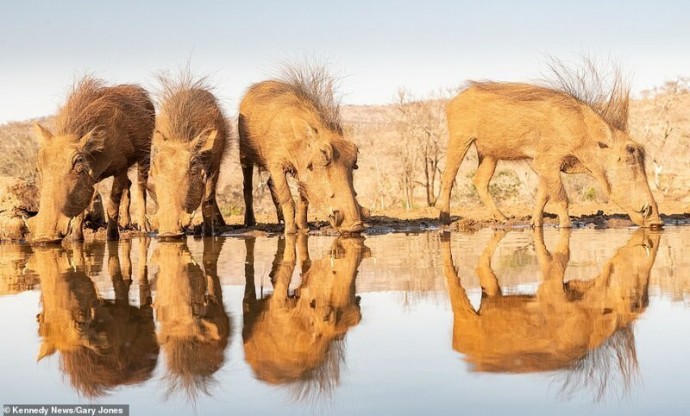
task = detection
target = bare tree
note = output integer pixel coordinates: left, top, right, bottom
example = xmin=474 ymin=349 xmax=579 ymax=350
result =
xmin=394 ymin=89 xmax=450 ymax=208
xmin=639 ymin=77 xmax=690 ymax=191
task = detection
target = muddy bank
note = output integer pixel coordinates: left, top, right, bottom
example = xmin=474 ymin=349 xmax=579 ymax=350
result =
xmin=3 ymin=191 xmax=689 ymax=243
xmin=57 ymin=211 xmax=690 ymax=243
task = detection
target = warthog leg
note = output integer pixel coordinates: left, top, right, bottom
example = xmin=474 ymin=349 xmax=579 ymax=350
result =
xmin=531 ymin=157 xmax=572 ymax=228
xmin=533 ymin=228 xmax=571 ymax=302
xmin=296 ymin=232 xmax=311 ymax=273
xmin=296 ymin=187 xmax=309 ymax=231
xmin=441 ymin=234 xmax=477 ymax=318
xmin=242 ymin=163 xmax=256 ymax=227
xmin=107 ymin=239 xmax=132 ymax=302
xmin=243 ymin=238 xmax=257 ymax=310
xmin=477 ymin=231 xmax=506 ymax=297
xmin=134 ymin=162 xmax=150 ymax=232
xmin=106 ymin=172 xmax=131 ymax=240
xmin=268 ymin=166 xmax=296 ymax=234
xmin=202 ymin=237 xmax=225 ymax=301
xmin=201 ymin=171 xmax=224 ymax=236
xmin=473 ymin=155 xmax=509 ymax=222
xmin=137 ymin=237 xmax=152 ymax=307
xmin=267 ymin=177 xmax=285 ymax=225
xmin=119 ymin=182 xmax=132 ymax=229
xmin=438 ymin=135 xmax=474 ymax=224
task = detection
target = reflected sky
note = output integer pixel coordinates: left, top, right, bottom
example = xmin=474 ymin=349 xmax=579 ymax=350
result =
xmin=0 ymin=228 xmax=689 ymax=415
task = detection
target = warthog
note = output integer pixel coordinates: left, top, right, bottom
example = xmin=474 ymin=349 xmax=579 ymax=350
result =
xmin=149 ymin=75 xmax=228 ymax=238
xmin=152 ymin=238 xmax=230 ymax=397
xmin=29 ymin=77 xmax=155 ymax=242
xmin=33 ymin=239 xmax=158 ymax=397
xmin=437 ymin=65 xmax=662 ymax=228
xmin=239 ymin=64 xmax=366 ymax=234
xmin=243 ymin=235 xmax=367 ymax=399
xmin=442 ymin=228 xmax=658 ymax=397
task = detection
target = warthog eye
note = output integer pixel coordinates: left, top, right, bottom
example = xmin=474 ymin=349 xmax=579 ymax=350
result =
xmin=625 ymin=144 xmax=644 ymax=165
xmin=72 ymin=154 xmax=87 ymax=173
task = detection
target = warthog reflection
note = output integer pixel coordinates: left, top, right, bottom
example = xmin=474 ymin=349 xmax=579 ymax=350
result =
xmin=442 ymin=228 xmax=660 ymax=401
xmin=242 ymin=235 xmax=369 ymax=401
xmin=152 ymin=238 xmax=231 ymax=399
xmin=33 ymin=239 xmax=157 ymax=397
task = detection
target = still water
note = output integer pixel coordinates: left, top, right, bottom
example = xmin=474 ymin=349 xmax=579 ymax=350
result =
xmin=0 ymin=227 xmax=689 ymax=415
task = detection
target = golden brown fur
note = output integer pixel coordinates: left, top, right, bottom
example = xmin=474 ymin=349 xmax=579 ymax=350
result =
xmin=239 ymin=63 xmax=364 ymax=235
xmin=53 ymin=78 xmax=153 ymax=162
xmin=437 ymin=61 xmax=661 ymax=229
xmin=151 ymin=73 xmax=229 ymax=237
xmin=32 ymin=239 xmax=158 ymax=397
xmin=442 ymin=228 xmax=659 ymax=399
xmin=242 ymin=235 xmax=367 ymax=402
xmin=30 ymin=76 xmax=155 ymax=242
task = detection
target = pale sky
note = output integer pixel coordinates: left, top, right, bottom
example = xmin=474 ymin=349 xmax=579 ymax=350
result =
xmin=1 ymin=0 xmax=689 ymax=124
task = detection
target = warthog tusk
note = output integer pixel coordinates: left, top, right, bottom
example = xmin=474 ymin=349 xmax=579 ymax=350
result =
xmin=639 ymin=202 xmax=649 ymax=214
xmin=644 ymin=244 xmax=651 ymax=257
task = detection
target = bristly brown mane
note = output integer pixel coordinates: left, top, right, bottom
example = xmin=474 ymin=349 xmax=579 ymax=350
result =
xmin=543 ymin=57 xmax=630 ymax=132
xmin=155 ymin=70 xmax=229 ymax=144
xmin=54 ymin=76 xmax=153 ymax=138
xmin=468 ymin=58 xmax=630 ymax=132
xmin=276 ymin=61 xmax=343 ymax=133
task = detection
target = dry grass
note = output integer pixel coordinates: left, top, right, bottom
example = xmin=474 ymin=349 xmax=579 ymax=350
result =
xmin=0 ymin=119 xmax=46 ymax=182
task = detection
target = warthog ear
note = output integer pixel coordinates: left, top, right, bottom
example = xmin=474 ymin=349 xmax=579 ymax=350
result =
xmin=201 ymin=319 xmax=221 ymax=340
xmin=33 ymin=123 xmax=53 ymax=142
xmin=190 ymin=128 xmax=218 ymax=155
xmin=78 ymin=127 xmax=106 ymax=155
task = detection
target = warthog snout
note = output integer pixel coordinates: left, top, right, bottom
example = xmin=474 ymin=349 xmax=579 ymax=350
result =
xmin=157 ymin=218 xmax=188 ymax=239
xmin=31 ymin=235 xmax=65 ymax=245
xmin=328 ymin=208 xmax=344 ymax=228
xmin=27 ymin=214 xmax=70 ymax=244
xmin=637 ymin=201 xmax=663 ymax=229
xmin=158 ymin=230 xmax=185 ymax=240
xmin=327 ymin=208 xmax=364 ymax=233
xmin=338 ymin=221 xmax=365 ymax=234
